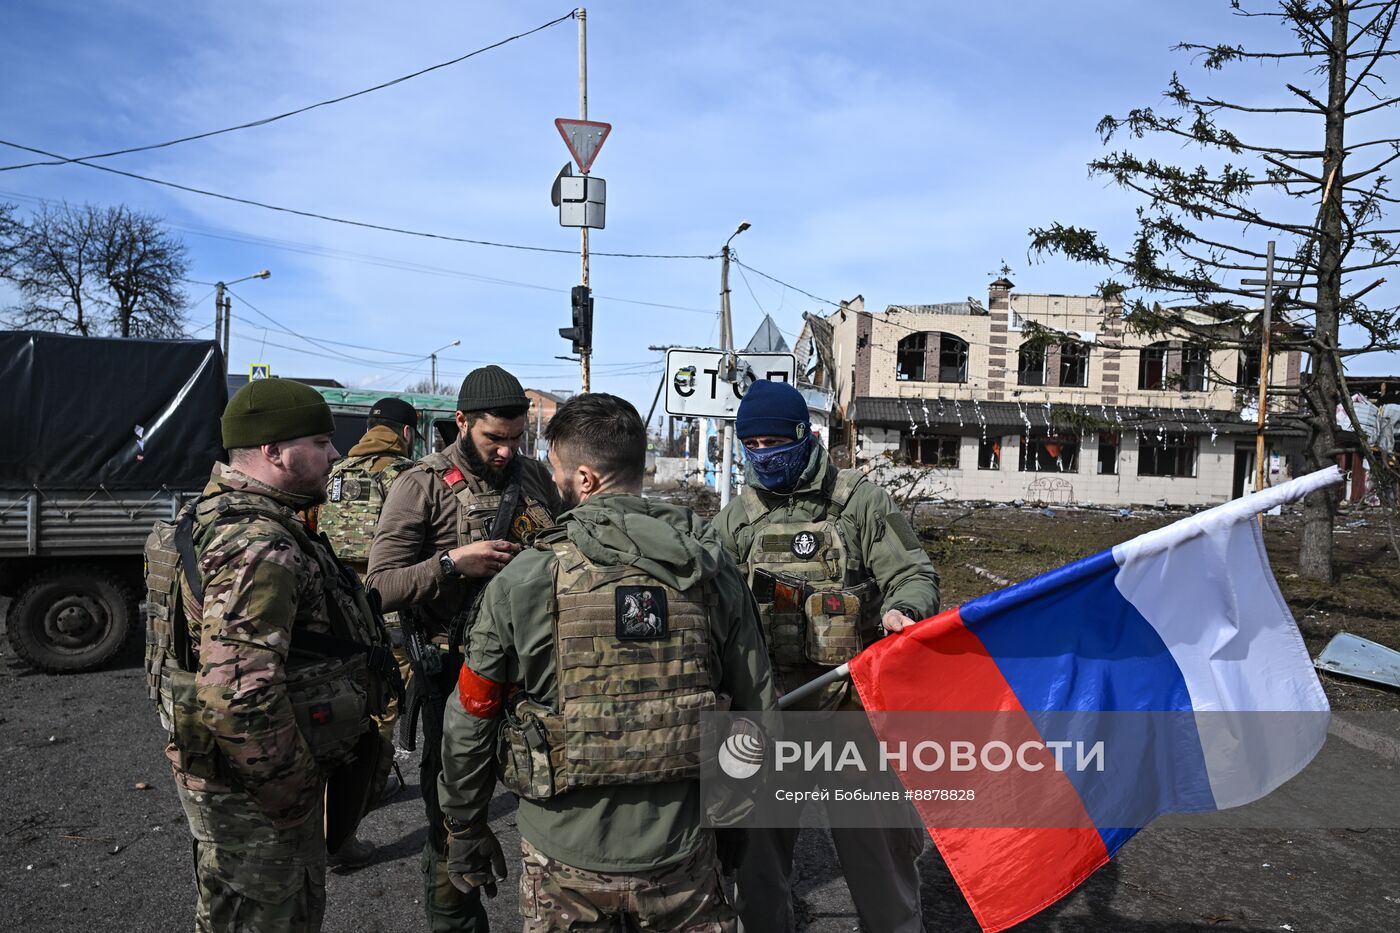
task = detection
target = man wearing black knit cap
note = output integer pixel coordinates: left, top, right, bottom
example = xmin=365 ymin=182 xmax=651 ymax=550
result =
xmin=367 ymin=365 xmax=558 ymax=932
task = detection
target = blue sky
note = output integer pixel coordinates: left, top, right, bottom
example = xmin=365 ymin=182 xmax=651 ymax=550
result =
xmin=3 ymin=1 xmax=1393 ymax=411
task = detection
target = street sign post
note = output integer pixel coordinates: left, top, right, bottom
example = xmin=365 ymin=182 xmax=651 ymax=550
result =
xmin=555 ymin=118 xmax=611 ymax=173
xmin=664 ymin=348 xmax=797 ymax=420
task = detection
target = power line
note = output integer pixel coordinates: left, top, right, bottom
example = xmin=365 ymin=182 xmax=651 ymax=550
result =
xmin=0 ymin=11 xmax=578 ymax=172
xmin=0 ymin=139 xmax=717 ymax=260
xmin=731 ymin=257 xmax=842 ymax=308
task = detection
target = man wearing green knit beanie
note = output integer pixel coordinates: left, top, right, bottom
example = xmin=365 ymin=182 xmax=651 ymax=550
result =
xmin=150 ymin=377 xmax=396 ymax=932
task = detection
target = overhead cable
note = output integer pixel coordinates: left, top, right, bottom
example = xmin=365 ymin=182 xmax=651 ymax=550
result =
xmin=0 ymin=11 xmax=578 ymax=172
xmin=0 ymin=139 xmax=717 ymax=260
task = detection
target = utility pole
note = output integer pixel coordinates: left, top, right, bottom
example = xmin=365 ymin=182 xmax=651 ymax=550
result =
xmin=578 ymin=7 xmax=590 ymax=392
xmin=221 ymin=293 xmax=232 ymax=368
xmin=717 ymin=221 xmax=751 ymax=507
xmin=214 ymin=282 xmax=225 ymax=373
xmin=211 ymin=269 xmax=271 ymax=378
xmin=1242 ymin=242 xmax=1301 ymax=501
xmin=428 ymin=339 xmax=460 ymax=394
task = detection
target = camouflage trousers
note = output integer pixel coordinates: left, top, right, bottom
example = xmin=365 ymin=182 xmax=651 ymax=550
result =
xmin=519 ymin=834 xmax=736 ymax=932
xmin=176 ymin=781 xmax=327 ymax=933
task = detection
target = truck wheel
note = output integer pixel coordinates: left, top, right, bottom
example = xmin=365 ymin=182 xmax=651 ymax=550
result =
xmin=8 ymin=566 xmax=134 ymax=673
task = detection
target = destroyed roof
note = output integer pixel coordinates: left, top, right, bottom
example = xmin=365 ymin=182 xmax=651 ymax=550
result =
xmin=883 ymin=301 xmax=986 ymax=317
xmin=744 ymin=314 xmax=790 ymax=353
xmin=848 ymin=397 xmax=1304 ymax=437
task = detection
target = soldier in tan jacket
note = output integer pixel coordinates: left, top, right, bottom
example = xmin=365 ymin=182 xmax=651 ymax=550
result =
xmin=367 ymin=366 xmax=558 ymax=933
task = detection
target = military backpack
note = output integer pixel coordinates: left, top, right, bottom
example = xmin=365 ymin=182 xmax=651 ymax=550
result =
xmin=318 ymin=453 xmax=413 ymax=564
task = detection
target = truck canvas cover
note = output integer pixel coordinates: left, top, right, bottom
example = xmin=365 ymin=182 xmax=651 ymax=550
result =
xmin=0 ymin=331 xmax=227 ymax=490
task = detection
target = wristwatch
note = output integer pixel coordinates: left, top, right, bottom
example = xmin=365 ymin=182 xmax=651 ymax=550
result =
xmin=438 ymin=551 xmax=461 ymax=578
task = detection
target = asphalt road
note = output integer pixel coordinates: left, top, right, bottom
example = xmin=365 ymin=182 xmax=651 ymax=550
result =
xmin=2 ymin=636 xmax=1398 ymax=932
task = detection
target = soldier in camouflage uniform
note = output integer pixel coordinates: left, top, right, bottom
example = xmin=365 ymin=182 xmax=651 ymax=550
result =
xmin=143 ymin=379 xmax=396 ymax=932
xmin=438 ymin=393 xmax=776 ymax=933
xmin=368 ymin=366 xmax=559 ymax=932
xmin=712 ymin=380 xmax=940 ymax=933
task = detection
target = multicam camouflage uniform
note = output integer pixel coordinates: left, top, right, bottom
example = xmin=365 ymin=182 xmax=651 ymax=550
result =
xmin=144 ymin=463 xmax=391 ymax=932
xmin=518 ymin=835 xmax=731 ymax=933
xmin=438 ymin=493 xmax=777 ymax=932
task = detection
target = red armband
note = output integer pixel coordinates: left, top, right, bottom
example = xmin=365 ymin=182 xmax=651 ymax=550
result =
xmin=457 ymin=665 xmax=503 ymax=718
xmin=442 ymin=466 xmax=465 ymax=487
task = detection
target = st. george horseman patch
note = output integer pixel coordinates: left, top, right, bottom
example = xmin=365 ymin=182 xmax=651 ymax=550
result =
xmin=616 ymin=586 xmax=669 ymax=641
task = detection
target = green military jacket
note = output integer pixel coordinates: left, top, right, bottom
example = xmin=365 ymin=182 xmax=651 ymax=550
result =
xmin=712 ymin=441 xmax=941 ymax=699
xmin=438 ymin=493 xmax=776 ymax=872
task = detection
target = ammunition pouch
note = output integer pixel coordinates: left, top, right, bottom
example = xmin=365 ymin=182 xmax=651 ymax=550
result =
xmin=286 ymin=655 xmax=372 ymax=767
xmin=159 ymin=668 xmax=228 ymax=782
xmin=497 ymin=693 xmax=564 ymax=801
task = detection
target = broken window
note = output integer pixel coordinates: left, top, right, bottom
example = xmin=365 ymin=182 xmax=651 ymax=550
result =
xmin=1139 ymin=433 xmax=1196 ymax=477
xmin=1139 ymin=342 xmax=1170 ymax=390
xmin=1180 ymin=344 xmax=1210 ymax=392
xmin=978 ymin=436 xmax=1004 ymax=470
xmin=1017 ymin=345 xmax=1046 ymax=386
xmin=1019 ymin=430 xmax=1079 ymax=473
xmin=1059 ymin=341 xmax=1089 ymax=388
xmin=1097 ymin=431 xmax=1119 ymax=475
xmin=1238 ymin=346 xmax=1261 ymax=387
xmin=896 ymin=332 xmax=926 ymax=382
xmin=903 ymin=434 xmax=960 ymax=468
xmin=938 ymin=334 xmax=968 ymax=383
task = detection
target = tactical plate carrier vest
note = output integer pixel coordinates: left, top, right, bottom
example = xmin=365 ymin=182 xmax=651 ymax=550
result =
xmin=143 ymin=491 xmax=392 ymax=781
xmin=418 ymin=449 xmax=553 ymax=548
xmin=318 ymin=454 xmax=413 ymax=564
xmin=740 ymin=468 xmax=882 ymax=670
xmin=496 ymin=531 xmax=718 ymax=801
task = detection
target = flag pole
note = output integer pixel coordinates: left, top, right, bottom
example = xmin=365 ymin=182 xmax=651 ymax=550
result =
xmin=778 ymin=663 xmax=849 ymax=710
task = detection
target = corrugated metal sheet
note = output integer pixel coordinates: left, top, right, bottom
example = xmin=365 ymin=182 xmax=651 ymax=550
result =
xmin=0 ymin=489 xmax=193 ymax=557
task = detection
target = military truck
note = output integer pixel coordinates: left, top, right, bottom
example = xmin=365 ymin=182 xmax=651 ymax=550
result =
xmin=0 ymin=332 xmax=228 ymax=672
xmin=0 ymin=334 xmax=457 ymax=673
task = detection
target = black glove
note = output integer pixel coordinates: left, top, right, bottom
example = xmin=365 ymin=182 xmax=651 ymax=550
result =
xmin=445 ymin=820 xmax=508 ymax=898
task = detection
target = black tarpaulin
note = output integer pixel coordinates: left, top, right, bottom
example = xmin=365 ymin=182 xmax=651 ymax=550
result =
xmin=0 ymin=331 xmax=227 ymax=490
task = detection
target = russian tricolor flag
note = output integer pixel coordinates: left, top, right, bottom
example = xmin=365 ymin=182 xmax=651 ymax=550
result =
xmin=849 ymin=467 xmax=1339 ymax=932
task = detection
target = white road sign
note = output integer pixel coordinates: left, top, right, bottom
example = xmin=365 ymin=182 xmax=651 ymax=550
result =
xmin=664 ymin=348 xmax=797 ymax=419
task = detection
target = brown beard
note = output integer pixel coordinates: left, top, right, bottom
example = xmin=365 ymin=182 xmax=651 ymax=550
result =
xmin=459 ymin=437 xmax=510 ymax=488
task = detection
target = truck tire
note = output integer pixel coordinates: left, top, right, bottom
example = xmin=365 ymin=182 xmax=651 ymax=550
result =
xmin=8 ymin=565 xmax=134 ymax=673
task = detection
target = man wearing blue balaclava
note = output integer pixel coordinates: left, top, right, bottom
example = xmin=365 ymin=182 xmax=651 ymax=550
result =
xmin=714 ymin=379 xmax=940 ymax=933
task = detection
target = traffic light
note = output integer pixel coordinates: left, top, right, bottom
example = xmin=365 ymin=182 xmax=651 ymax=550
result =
xmin=560 ymin=285 xmax=593 ymax=354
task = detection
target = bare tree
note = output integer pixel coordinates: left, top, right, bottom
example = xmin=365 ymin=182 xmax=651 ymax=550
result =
xmin=1031 ymin=0 xmax=1400 ymax=581
xmin=0 ymin=203 xmax=24 ymax=284
xmin=8 ymin=202 xmax=103 ymax=335
xmin=5 ymin=202 xmax=189 ymax=338
xmin=404 ymin=378 xmax=456 ymax=395
xmin=96 ymin=205 xmax=189 ymax=337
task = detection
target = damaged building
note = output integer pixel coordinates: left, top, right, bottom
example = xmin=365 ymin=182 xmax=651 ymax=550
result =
xmin=795 ymin=275 xmax=1305 ymax=507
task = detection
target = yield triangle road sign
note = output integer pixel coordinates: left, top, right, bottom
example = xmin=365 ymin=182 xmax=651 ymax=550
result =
xmin=555 ymin=118 xmax=611 ymax=174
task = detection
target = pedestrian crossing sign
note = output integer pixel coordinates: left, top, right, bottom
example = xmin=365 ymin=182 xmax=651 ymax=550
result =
xmin=250 ymin=363 xmax=271 ymax=381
